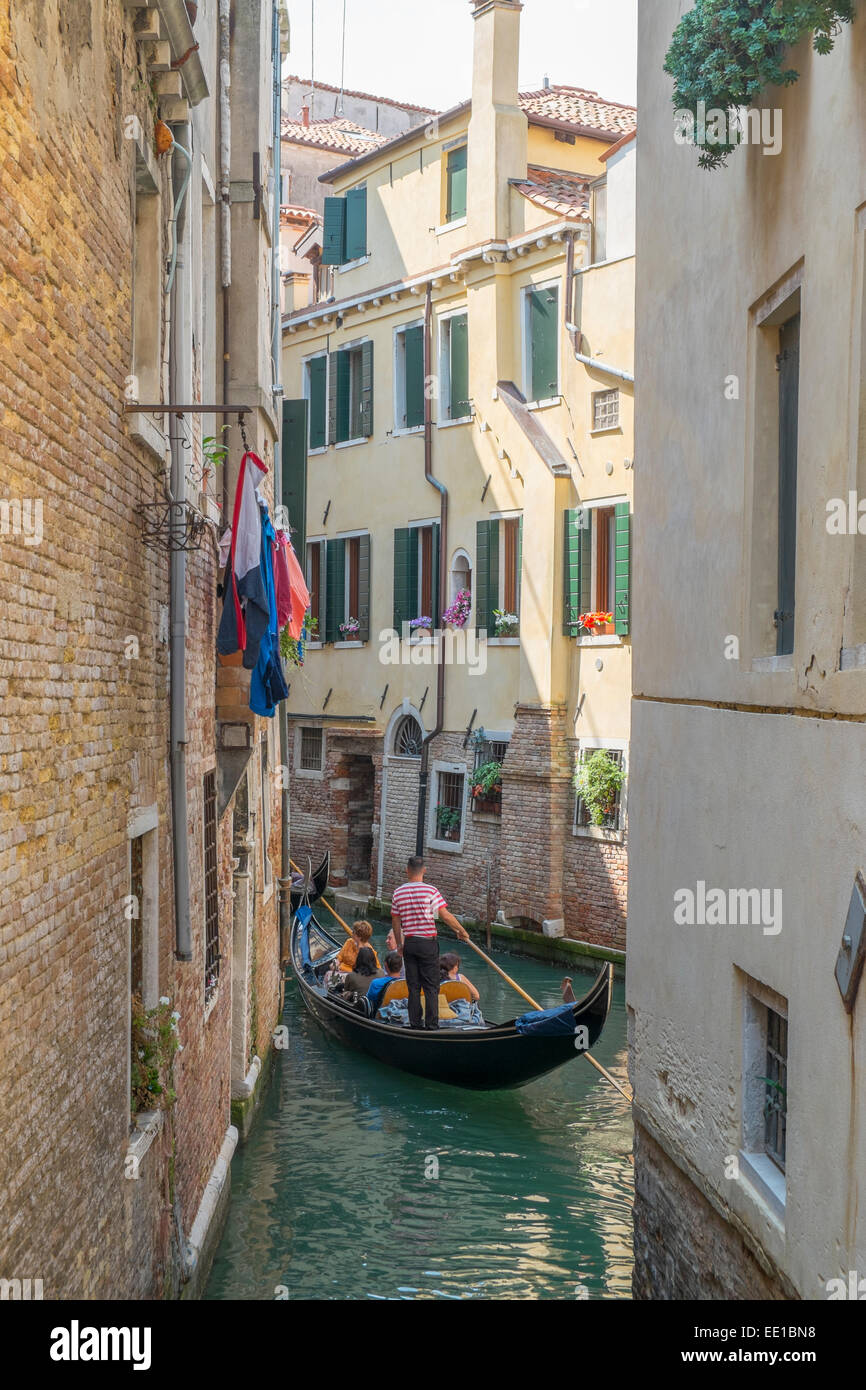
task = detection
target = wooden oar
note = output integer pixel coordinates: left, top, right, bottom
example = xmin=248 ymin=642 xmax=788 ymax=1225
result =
xmin=455 ymin=929 xmax=632 ymax=1103
xmin=289 ymin=857 xmax=353 ymax=937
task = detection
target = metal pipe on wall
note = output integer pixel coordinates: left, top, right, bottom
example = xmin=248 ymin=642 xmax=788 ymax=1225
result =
xmin=415 ymin=283 xmax=448 ymax=856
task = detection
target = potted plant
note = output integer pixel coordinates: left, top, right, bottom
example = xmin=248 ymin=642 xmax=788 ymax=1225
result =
xmin=410 ymin=615 xmax=433 ymax=637
xmin=577 ymin=610 xmax=614 ymax=638
xmin=435 ymin=805 xmax=461 ymax=842
xmin=339 ymin=616 xmax=361 ymax=639
xmin=493 ymin=608 xmax=519 ymax=638
xmin=305 ymin=615 xmax=319 ymax=641
xmin=442 ymin=589 xmax=472 ymax=629
xmin=470 ymin=759 xmax=503 ymax=814
xmin=574 ymin=750 xmax=625 ymax=828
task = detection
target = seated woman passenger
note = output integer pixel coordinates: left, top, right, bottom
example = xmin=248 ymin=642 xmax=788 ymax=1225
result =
xmin=365 ymin=952 xmax=404 ymax=1013
xmin=342 ymin=945 xmax=382 ymax=996
xmin=335 ymin=921 xmax=380 ymax=976
xmin=439 ymin=952 xmax=480 ymax=1002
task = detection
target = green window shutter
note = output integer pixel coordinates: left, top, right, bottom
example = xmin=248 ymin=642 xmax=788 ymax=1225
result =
xmin=579 ymin=509 xmax=592 ymax=614
xmin=393 ymin=527 xmax=417 ymax=635
xmin=431 ymin=521 xmax=441 ymax=627
xmin=327 ymin=350 xmax=339 ymax=445
xmin=448 ymin=314 xmax=469 ymax=419
xmin=447 ymin=145 xmax=467 ymax=222
xmin=404 ymin=326 xmax=425 ymax=429
xmin=475 ymin=519 xmax=500 ymax=634
xmin=345 ymin=186 xmax=367 ymax=261
xmin=281 ymin=399 xmax=308 ymax=562
xmin=325 ymin=538 xmax=346 ymax=644
xmin=359 ymin=340 xmax=374 ymax=438
xmin=614 ymin=503 xmax=630 ymax=635
xmin=322 ymin=197 xmax=347 ymax=265
xmin=357 ymin=533 xmax=371 ymax=642
xmin=529 ymin=286 xmax=559 ymax=402
xmin=516 ymin=515 xmax=523 ymax=619
xmin=335 ymin=348 xmax=351 ymax=443
xmin=308 ymin=357 xmax=327 ymax=450
xmin=563 ymin=508 xmax=581 ymax=634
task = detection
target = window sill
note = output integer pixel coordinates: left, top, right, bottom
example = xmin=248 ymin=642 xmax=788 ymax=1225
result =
xmin=334 ymin=640 xmax=365 ymax=649
xmin=392 ymin=425 xmax=425 ymax=437
xmin=306 ymin=640 xmax=323 ymax=650
xmin=406 ymin=633 xmax=436 ymax=645
xmin=738 ymin=1150 xmax=786 ymax=1225
xmin=295 ymin=768 xmax=325 ymax=780
xmin=127 ymin=1109 xmax=164 ymax=1167
xmin=126 ymin=411 xmax=169 ymax=465
xmin=751 ymin=653 xmax=793 ymax=673
xmin=309 ymin=445 xmax=328 ymax=457
xmin=472 ymin=811 xmax=502 ymax=825
xmin=487 ymin=636 xmax=520 ymax=647
xmin=438 ymin=415 xmax=473 ymax=429
xmin=204 ymin=988 xmax=220 ymax=1023
xmin=336 ymin=437 xmax=369 ymax=450
xmin=427 ymin=838 xmax=464 ymax=855
xmin=573 ymin=824 xmax=625 ymax=844
xmin=526 ymin=396 xmax=561 ymax=412
xmin=589 ymin=425 xmax=622 ymax=437
xmin=436 ymin=216 xmax=467 ymax=235
xmin=576 ymin=634 xmax=622 ymax=648
xmin=337 ymin=254 xmax=370 ymax=273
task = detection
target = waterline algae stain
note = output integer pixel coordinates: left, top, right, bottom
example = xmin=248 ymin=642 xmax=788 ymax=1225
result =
xmin=205 ymin=940 xmax=632 ymax=1301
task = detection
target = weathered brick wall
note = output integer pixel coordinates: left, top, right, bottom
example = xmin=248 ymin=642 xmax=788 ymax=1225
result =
xmin=563 ymin=833 xmax=628 ymax=951
xmin=633 ymin=1123 xmax=790 ymax=1300
xmin=499 ymin=705 xmax=572 ymax=926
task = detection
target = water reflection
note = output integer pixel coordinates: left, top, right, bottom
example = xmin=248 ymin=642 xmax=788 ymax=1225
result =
xmin=206 ymin=941 xmax=633 ymax=1301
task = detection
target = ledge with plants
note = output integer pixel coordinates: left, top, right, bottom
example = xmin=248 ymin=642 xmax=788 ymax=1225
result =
xmin=574 ymin=750 xmax=625 ymax=831
xmin=470 ymin=759 xmax=504 ymax=815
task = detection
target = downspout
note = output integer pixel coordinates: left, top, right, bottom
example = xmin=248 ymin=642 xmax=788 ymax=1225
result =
xmin=415 ymin=283 xmax=448 ymax=856
xmin=169 ymin=131 xmax=193 ymax=961
xmin=565 ymin=233 xmax=634 ymax=383
xmin=219 ymin=0 xmax=232 ymax=520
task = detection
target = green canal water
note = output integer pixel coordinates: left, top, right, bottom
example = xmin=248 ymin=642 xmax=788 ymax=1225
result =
xmin=205 ymin=935 xmax=633 ymax=1301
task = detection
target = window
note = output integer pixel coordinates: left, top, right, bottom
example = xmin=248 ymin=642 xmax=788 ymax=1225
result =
xmin=471 ymin=733 xmax=509 ymax=817
xmin=446 ymin=144 xmax=467 ymax=223
xmin=526 ymin=284 xmax=560 ymax=403
xmin=475 ymin=517 xmax=522 ymax=635
xmin=440 ymin=313 xmax=470 ymax=422
xmin=330 ymin=341 xmax=374 ymax=444
xmin=563 ymin=503 xmax=630 ymax=637
xmin=299 ymin=726 xmax=324 ymax=772
xmin=395 ymin=323 xmax=425 ymax=431
xmin=260 ymin=738 xmax=272 ymax=887
xmin=775 ymin=313 xmax=800 ymax=657
xmin=323 ymin=534 xmax=371 ymax=642
xmin=305 ymin=354 xmax=328 ymax=450
xmin=393 ymin=714 xmax=424 ymax=758
xmin=592 ymin=388 xmax=620 ymax=432
xmin=591 ymin=180 xmax=607 ymax=264
xmin=322 ymin=185 xmax=367 ymax=265
xmin=393 ymin=523 xmax=441 ymax=633
xmin=130 ymin=834 xmax=144 ymax=1002
xmin=432 ymin=768 xmax=466 ymax=846
xmin=764 ymin=1008 xmax=788 ymax=1172
xmin=203 ymin=770 xmax=220 ymax=1007
xmin=306 ymin=539 xmax=325 ymax=639
xmin=573 ymin=745 xmax=625 ymax=833
xmin=449 ymin=549 xmax=472 ymax=606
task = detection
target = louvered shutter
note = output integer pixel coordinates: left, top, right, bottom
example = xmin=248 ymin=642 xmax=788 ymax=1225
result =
xmin=447 ymin=145 xmax=467 ymax=222
xmin=449 ymin=314 xmax=469 ymax=419
xmin=359 ymin=340 xmax=374 ymax=438
xmin=327 ymin=350 xmax=339 ymax=445
xmin=325 ymin=538 xmax=346 ymax=644
xmin=529 ymin=286 xmax=559 ymax=402
xmin=475 ymin=520 xmax=500 ymax=635
xmin=345 ymin=186 xmax=367 ymax=261
xmin=281 ymin=399 xmax=308 ymax=561
xmin=431 ymin=522 xmax=441 ymax=627
xmin=614 ymin=502 xmax=630 ymax=636
xmin=563 ymin=508 xmax=581 ymax=634
xmin=357 ymin=534 xmax=371 ymax=642
xmin=322 ymin=197 xmax=347 ymax=265
xmin=308 ymin=356 xmax=327 ymax=450
xmin=335 ymin=348 xmax=351 ymax=443
xmin=404 ymin=326 xmax=425 ymax=429
xmin=393 ymin=527 xmax=417 ymax=635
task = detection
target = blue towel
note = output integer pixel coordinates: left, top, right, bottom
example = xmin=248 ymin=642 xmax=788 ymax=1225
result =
xmin=514 ymin=1003 xmax=577 ymax=1037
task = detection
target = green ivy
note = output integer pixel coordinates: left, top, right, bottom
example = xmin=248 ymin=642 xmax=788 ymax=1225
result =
xmin=574 ymin=751 xmax=625 ymax=828
xmin=665 ymin=0 xmax=855 ymax=168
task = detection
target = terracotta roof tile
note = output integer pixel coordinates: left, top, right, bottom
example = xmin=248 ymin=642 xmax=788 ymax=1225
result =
xmin=281 ymin=117 xmax=391 ymax=156
xmin=510 ymin=166 xmax=592 ymax=219
xmin=284 ymin=74 xmax=438 ymax=117
xmin=518 ymin=85 xmax=636 ymax=138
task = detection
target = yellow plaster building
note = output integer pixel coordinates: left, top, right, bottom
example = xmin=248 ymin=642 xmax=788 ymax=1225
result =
xmin=281 ymin=0 xmax=635 ymax=954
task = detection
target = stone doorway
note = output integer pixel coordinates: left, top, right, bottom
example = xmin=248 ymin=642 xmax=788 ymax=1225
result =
xmin=346 ymin=755 xmax=375 ymax=889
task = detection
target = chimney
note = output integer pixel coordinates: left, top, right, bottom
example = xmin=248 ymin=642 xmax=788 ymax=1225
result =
xmin=466 ymin=0 xmax=528 ymax=242
xmin=301 ymin=104 xmax=311 ymax=128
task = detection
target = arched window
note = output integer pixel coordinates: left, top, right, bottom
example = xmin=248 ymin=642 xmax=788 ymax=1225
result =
xmin=449 ymin=549 xmax=472 ymax=605
xmin=393 ymin=715 xmax=424 ymax=758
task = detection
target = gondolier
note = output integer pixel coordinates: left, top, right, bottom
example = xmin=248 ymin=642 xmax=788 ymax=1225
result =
xmin=390 ymin=855 xmax=470 ymax=1031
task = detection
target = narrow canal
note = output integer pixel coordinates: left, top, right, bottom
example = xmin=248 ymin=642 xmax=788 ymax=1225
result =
xmin=205 ymin=935 xmax=633 ymax=1301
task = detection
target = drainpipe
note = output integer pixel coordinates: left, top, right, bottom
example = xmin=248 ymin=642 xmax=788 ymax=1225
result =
xmin=169 ymin=129 xmax=193 ymax=961
xmin=415 ymin=283 xmax=448 ymax=856
xmin=564 ymin=233 xmax=634 ymax=383
xmin=219 ymin=0 xmax=232 ymax=520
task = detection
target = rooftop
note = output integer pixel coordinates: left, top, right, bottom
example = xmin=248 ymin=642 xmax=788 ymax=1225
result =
xmin=283 ymin=74 xmax=438 ymax=117
xmin=510 ymin=165 xmax=593 ymax=219
xmin=281 ymin=116 xmax=392 ymax=156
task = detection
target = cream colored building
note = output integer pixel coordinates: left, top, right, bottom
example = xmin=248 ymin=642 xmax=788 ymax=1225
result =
xmin=631 ymin=2 xmax=866 ymax=1298
xmin=281 ymin=0 xmax=635 ymax=954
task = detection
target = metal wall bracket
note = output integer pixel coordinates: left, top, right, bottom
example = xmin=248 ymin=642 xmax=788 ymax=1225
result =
xmin=835 ymin=872 xmax=866 ymax=1013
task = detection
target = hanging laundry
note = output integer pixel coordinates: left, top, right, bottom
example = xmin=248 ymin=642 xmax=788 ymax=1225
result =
xmin=281 ymin=533 xmax=311 ymax=641
xmin=250 ymin=506 xmax=290 ymax=719
xmin=272 ymin=529 xmax=293 ymax=630
xmin=217 ymin=451 xmax=269 ymax=670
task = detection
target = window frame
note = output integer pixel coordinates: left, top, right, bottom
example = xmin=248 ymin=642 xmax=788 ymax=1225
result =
xmin=305 ymin=537 xmax=326 ymax=646
xmin=445 ymin=143 xmax=468 ymax=224
xmin=438 ymin=308 xmax=472 ymax=426
xmin=571 ymin=497 xmax=628 ymax=643
xmin=393 ymin=318 xmax=426 ymax=436
xmin=333 ymin=337 xmax=373 ymax=447
xmin=591 ymin=387 xmax=621 ymax=434
xmin=303 ymin=351 xmax=329 ymax=453
xmin=572 ymin=738 xmax=627 ymax=840
xmin=471 ymin=732 xmax=510 ymax=818
xmin=296 ymin=725 xmax=326 ymax=780
xmin=738 ymin=974 xmax=788 ymax=1223
xmin=427 ymin=760 xmax=468 ymax=853
xmin=203 ymin=769 xmax=220 ymax=1010
xmin=522 ymin=279 xmax=561 ymax=407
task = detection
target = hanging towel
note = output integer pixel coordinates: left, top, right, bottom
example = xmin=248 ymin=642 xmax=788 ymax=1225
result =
xmin=283 ymin=535 xmax=311 ymax=640
xmin=272 ymin=530 xmax=293 ymax=629
xmin=250 ymin=506 xmax=290 ymax=718
xmin=217 ymin=451 xmax=270 ymax=669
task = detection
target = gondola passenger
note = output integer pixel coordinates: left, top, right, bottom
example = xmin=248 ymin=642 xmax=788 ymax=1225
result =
xmin=335 ymin=920 xmax=380 ymax=975
xmin=439 ymin=952 xmax=480 ymax=1002
xmin=365 ymin=952 xmax=404 ymax=1014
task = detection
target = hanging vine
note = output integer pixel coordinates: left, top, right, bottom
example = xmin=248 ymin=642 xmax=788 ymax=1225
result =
xmin=665 ymin=0 xmax=856 ymax=168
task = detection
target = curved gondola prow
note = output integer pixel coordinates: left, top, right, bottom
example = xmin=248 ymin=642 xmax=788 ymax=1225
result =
xmin=290 ymin=851 xmax=331 ymax=914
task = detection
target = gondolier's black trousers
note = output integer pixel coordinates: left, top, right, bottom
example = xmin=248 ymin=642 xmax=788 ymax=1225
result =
xmin=404 ymin=936 xmax=440 ymax=1030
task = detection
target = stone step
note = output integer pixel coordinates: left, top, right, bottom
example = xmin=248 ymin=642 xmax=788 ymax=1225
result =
xmin=332 ymin=890 xmax=371 ymax=923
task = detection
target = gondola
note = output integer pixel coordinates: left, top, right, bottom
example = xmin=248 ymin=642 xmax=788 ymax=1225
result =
xmin=289 ymin=852 xmax=330 ymax=915
xmin=289 ymin=909 xmax=613 ymax=1091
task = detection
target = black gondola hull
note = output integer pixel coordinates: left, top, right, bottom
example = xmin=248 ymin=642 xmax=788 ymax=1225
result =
xmin=290 ymin=915 xmax=613 ymax=1091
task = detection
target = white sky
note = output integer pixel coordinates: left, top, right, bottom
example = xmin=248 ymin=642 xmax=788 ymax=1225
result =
xmin=284 ymin=0 xmax=637 ymax=113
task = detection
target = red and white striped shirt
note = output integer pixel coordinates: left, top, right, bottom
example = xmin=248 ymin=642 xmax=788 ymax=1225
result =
xmin=391 ymin=882 xmax=447 ymax=939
